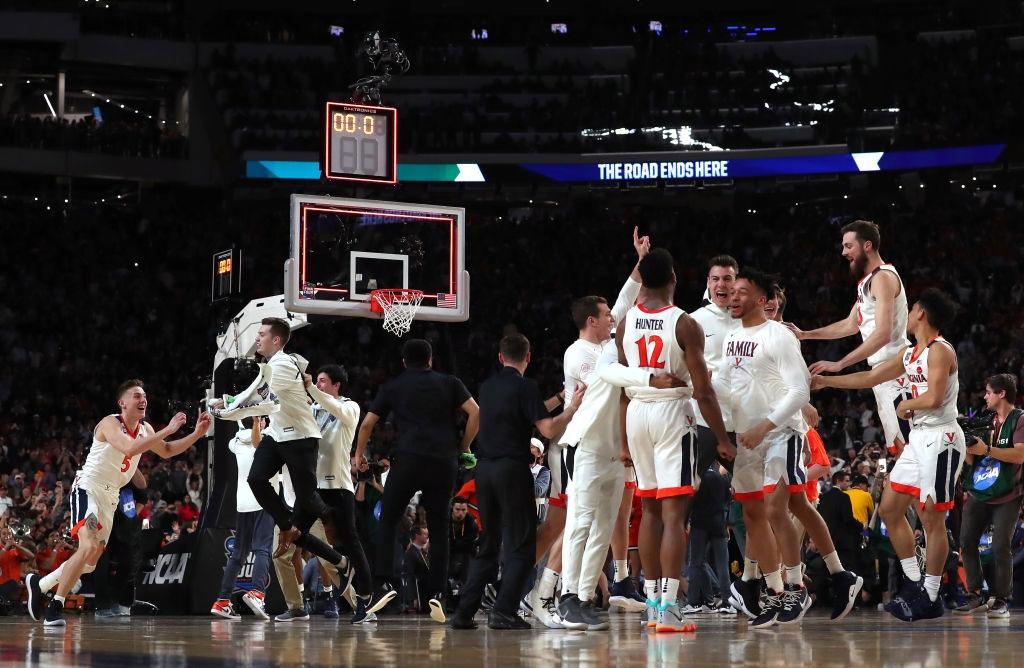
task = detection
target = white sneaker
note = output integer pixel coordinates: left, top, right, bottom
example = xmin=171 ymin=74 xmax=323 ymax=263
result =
xmin=535 ymin=595 xmax=563 ymax=629
xmin=428 ymin=597 xmax=446 ymax=623
xmin=526 ymin=581 xmax=549 ymax=623
xmin=680 ymin=604 xmax=708 ymax=616
xmin=656 ymin=602 xmax=686 ymax=632
xmin=242 ymin=591 xmax=270 ymax=620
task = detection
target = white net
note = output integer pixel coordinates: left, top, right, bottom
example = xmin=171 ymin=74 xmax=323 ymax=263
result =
xmin=373 ymin=289 xmax=424 ymax=336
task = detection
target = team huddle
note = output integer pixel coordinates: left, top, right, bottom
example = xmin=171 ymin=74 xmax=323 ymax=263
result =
xmin=530 ymin=220 xmax=964 ymax=631
xmin=23 ymin=219 xmax=965 ymax=630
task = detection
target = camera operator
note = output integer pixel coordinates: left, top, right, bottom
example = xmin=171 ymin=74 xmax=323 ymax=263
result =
xmin=957 ymin=373 xmax=1024 ymax=618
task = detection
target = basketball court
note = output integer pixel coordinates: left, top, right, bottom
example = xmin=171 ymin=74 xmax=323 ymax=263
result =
xmin=1 ymin=612 xmax=1019 ymax=666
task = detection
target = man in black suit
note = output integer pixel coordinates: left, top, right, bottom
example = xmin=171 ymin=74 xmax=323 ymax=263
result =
xmin=816 ymin=471 xmax=864 ymax=603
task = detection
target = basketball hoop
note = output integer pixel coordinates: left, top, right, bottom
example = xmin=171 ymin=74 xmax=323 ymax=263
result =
xmin=370 ymin=288 xmax=424 ymax=336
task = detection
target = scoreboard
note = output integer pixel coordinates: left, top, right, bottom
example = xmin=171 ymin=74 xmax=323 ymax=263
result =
xmin=324 ymin=101 xmax=398 ymax=184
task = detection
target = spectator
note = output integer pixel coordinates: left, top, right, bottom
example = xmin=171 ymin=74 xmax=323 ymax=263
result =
xmin=846 ymin=475 xmax=875 ymax=528
xmin=404 ymin=526 xmax=431 ymax=613
xmin=817 ymin=471 xmax=863 ymax=593
xmin=862 ymin=418 xmax=883 ymax=446
xmin=35 ymin=531 xmax=73 ymax=577
xmin=187 ymin=474 xmax=203 ymax=510
xmin=0 ymin=484 xmax=13 ymax=517
xmin=529 ymin=438 xmax=551 ymax=506
xmin=685 ymin=465 xmax=734 ymax=614
xmin=177 ymin=496 xmax=199 ymax=525
xmin=150 ymin=500 xmax=170 ymax=532
xmin=448 ymin=497 xmax=479 ymax=590
xmin=354 ymin=459 xmax=385 ymax=568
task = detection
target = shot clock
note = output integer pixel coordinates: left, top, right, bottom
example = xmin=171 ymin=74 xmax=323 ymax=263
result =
xmin=324 ymin=101 xmax=398 ymax=184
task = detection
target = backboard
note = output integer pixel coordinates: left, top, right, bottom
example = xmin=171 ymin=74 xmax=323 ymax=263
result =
xmin=284 ymin=195 xmax=469 ymax=322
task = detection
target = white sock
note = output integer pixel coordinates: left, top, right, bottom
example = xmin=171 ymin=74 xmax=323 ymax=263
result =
xmin=784 ymin=564 xmax=803 ymax=586
xmin=742 ymin=558 xmax=760 ymax=582
xmin=764 ymin=568 xmax=784 ymax=594
xmin=539 ymin=567 xmax=559 ymax=597
xmin=613 ymin=560 xmax=629 ymax=582
xmin=662 ymin=578 xmax=680 ymax=607
xmin=644 ymin=578 xmax=660 ymax=604
xmin=39 ymin=564 xmax=64 ymax=593
xmin=900 ymin=556 xmax=922 ymax=582
xmin=54 ymin=595 xmax=66 ymax=604
xmin=323 ymin=585 xmax=333 ymax=593
xmin=823 ymin=551 xmax=844 ymax=575
xmin=923 ymin=574 xmax=941 ymax=602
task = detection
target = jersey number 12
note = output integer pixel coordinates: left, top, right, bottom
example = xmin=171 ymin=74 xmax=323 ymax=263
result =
xmin=636 ymin=335 xmax=665 ymax=369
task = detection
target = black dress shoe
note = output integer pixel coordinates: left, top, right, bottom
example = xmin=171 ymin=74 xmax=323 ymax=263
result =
xmin=450 ymin=614 xmax=478 ymax=630
xmin=487 ymin=610 xmax=531 ymax=630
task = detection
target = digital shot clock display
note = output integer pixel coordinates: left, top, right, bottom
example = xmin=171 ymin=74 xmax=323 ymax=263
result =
xmin=324 ymin=101 xmax=398 ymax=184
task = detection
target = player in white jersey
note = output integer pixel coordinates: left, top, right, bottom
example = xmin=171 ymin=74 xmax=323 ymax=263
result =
xmin=526 ymin=227 xmax=648 ymax=628
xmin=615 ymin=248 xmax=734 ymax=632
xmin=26 ymin=380 xmax=211 ymax=626
xmin=814 ymin=288 xmax=963 ymax=622
xmin=720 ymin=274 xmax=863 ymax=627
xmin=304 ymin=364 xmax=396 ymax=623
xmin=787 ymin=220 xmax=912 ymax=455
xmin=553 ymin=287 xmax=686 ymax=631
xmin=690 ymin=254 xmax=741 ymax=468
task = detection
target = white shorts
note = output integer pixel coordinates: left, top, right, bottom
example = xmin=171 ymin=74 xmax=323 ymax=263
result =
xmin=547 ymin=441 xmax=567 ymax=508
xmin=733 ymin=429 xmax=807 ymax=501
xmin=625 ymin=400 xmax=698 ymax=499
xmin=889 ymin=425 xmax=965 ymax=510
xmin=70 ymin=480 xmax=117 ymax=544
xmin=872 ymin=374 xmax=913 ymax=449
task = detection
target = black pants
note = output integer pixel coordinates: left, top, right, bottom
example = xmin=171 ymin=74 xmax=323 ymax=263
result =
xmin=375 ymin=453 xmax=458 ymax=598
xmin=456 ymin=458 xmax=537 ymax=618
xmin=694 ymin=425 xmax=737 ymax=474
xmin=320 ymin=488 xmax=373 ymax=596
xmin=217 ymin=509 xmax=274 ymax=598
xmin=94 ymin=510 xmax=142 ymax=610
xmin=961 ymin=494 xmax=1023 ymax=600
xmin=247 ymin=435 xmax=342 ymax=564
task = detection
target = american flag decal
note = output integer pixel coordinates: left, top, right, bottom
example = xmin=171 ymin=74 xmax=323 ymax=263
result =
xmin=437 ymin=293 xmax=457 ymax=308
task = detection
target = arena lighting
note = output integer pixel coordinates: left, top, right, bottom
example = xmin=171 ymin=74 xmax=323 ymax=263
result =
xmin=43 ymin=93 xmax=56 ymax=118
xmin=581 ymin=126 xmax=725 ymax=151
xmin=82 ymin=89 xmax=160 ymax=121
xmin=768 ymin=69 xmax=790 ymax=90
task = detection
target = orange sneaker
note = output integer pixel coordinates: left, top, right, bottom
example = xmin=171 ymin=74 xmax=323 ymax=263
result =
xmin=211 ymin=599 xmax=240 ymax=620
